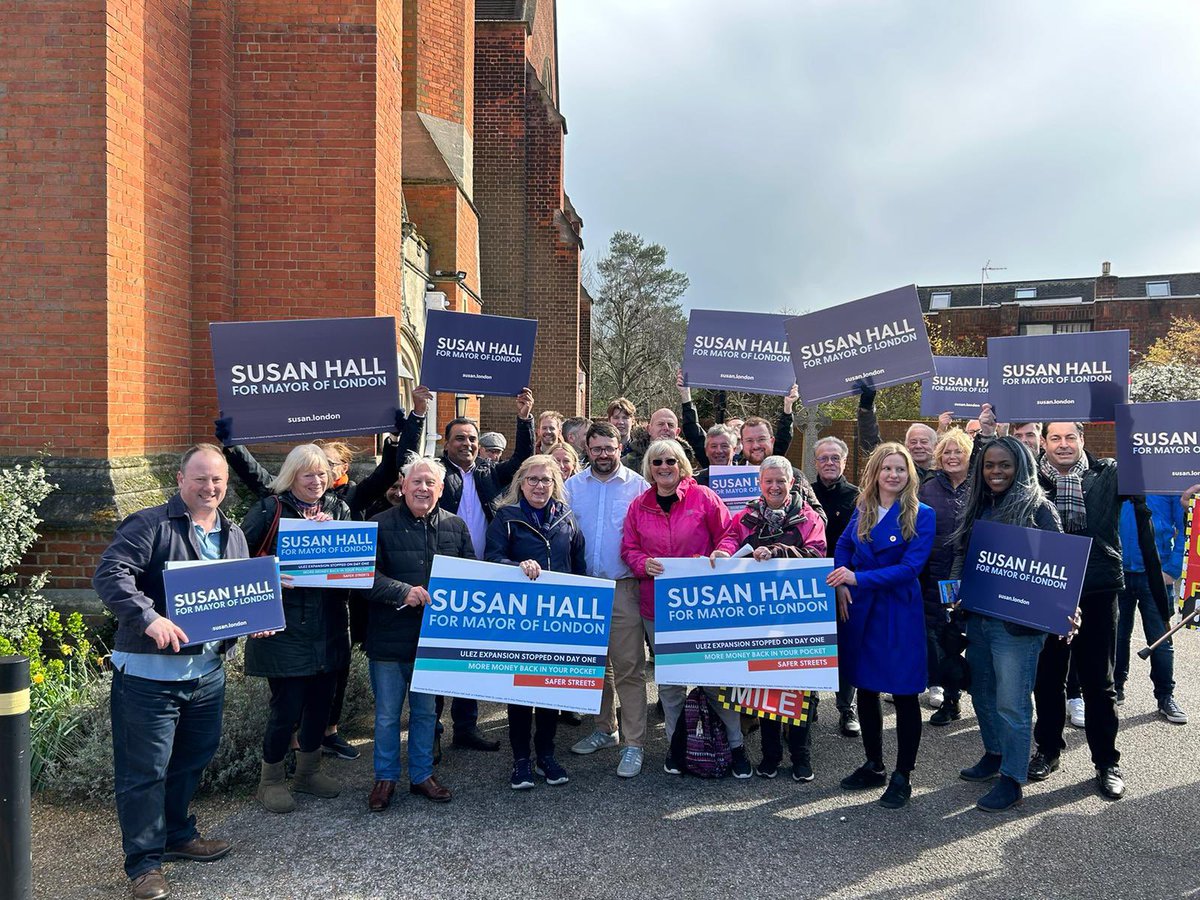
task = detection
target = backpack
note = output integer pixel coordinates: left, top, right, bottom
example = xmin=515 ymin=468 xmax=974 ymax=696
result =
xmin=680 ymin=687 xmax=732 ymax=778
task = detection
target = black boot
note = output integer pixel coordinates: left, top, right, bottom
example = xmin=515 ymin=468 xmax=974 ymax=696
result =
xmin=878 ymin=771 xmax=912 ymax=809
xmin=929 ymin=699 xmax=961 ymax=726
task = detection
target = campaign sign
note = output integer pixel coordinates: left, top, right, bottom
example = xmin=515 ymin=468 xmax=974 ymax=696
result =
xmin=920 ymin=356 xmax=989 ymax=417
xmin=987 ymin=330 xmax=1129 ymax=422
xmin=1115 ymin=401 xmax=1200 ymax=495
xmin=653 ymin=557 xmax=838 ymax=691
xmin=162 ymin=556 xmax=284 ymax=646
xmin=717 ymin=686 xmax=813 ymax=726
xmin=785 ymin=285 xmax=934 ymax=405
xmin=210 ymin=316 xmax=399 ymax=446
xmin=959 ymin=520 xmax=1092 ymax=636
xmin=681 ymin=310 xmax=793 ymax=396
xmin=421 ymin=308 xmax=537 ymax=397
xmin=276 ymin=519 xmax=378 ymax=590
xmin=411 ymin=557 xmax=615 ymax=714
xmin=708 ymin=465 xmax=760 ymax=513
xmin=1183 ymin=499 xmax=1199 ymax=628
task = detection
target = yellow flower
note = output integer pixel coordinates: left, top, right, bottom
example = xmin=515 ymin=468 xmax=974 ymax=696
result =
xmin=60 ymin=645 xmax=74 ymax=657
xmin=32 ymin=673 xmax=45 ymax=684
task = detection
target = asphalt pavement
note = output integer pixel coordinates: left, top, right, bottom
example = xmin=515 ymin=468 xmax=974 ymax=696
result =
xmin=32 ymin=624 xmax=1200 ymax=899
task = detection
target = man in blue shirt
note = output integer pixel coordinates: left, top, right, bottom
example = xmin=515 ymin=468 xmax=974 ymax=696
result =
xmin=94 ymin=444 xmax=249 ymax=900
xmin=1115 ymin=496 xmax=1188 ymax=724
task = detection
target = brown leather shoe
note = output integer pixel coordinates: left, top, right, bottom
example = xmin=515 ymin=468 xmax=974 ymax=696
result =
xmin=162 ymin=836 xmax=232 ymax=863
xmin=368 ymin=779 xmax=396 ymax=811
xmin=130 ymin=869 xmax=169 ymax=900
xmin=410 ymin=775 xmax=452 ymax=803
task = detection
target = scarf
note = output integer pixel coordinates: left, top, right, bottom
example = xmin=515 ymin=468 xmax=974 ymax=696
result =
xmin=1039 ymin=453 xmax=1088 ymax=533
xmin=520 ymin=497 xmax=552 ymax=531
xmin=740 ymin=492 xmax=809 ymax=544
xmin=284 ymin=491 xmax=321 ymax=519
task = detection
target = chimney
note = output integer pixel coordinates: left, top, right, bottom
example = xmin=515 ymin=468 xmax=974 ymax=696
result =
xmin=1096 ymin=260 xmax=1118 ymax=299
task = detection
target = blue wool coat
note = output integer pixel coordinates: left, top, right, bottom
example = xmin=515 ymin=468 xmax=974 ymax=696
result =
xmin=834 ymin=503 xmax=936 ymax=695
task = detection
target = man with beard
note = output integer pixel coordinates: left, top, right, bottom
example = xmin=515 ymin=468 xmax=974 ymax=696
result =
xmin=563 ymin=423 xmax=652 ymax=777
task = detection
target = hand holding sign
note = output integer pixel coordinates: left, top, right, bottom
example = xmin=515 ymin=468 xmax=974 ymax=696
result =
xmin=412 ymin=385 xmax=432 ymax=417
xmin=516 ymin=387 xmax=534 ymax=420
xmin=146 ymin=617 xmax=189 ymax=653
xmin=405 ymin=585 xmax=432 ymax=607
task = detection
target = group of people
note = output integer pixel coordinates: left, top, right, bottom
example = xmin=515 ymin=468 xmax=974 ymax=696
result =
xmin=94 ymin=382 xmax=1196 ymax=899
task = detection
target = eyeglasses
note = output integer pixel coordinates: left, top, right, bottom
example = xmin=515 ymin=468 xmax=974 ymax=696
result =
xmin=815 ymin=455 xmax=843 ymax=464
xmin=589 ymin=446 xmax=619 ymax=456
xmin=525 ymin=476 xmax=554 ymax=486
xmin=650 ymin=458 xmax=679 ymax=467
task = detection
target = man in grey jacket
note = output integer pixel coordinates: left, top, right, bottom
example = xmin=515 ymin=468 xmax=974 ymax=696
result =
xmin=93 ymin=444 xmax=247 ymax=900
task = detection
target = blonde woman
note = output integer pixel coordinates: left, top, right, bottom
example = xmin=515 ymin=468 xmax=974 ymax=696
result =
xmin=545 ymin=440 xmax=580 ymax=483
xmin=485 ymin=455 xmax=587 ymax=789
xmin=827 ymin=442 xmax=935 ymax=809
xmin=241 ymin=444 xmax=351 ymax=814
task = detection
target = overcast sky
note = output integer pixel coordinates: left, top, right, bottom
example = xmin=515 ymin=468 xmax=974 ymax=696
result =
xmin=557 ymin=1 xmax=1200 ymax=313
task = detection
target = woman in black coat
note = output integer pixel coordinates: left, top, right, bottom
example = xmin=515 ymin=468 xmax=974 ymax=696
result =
xmin=485 ymin=454 xmax=587 ymax=791
xmin=241 ymin=444 xmax=351 ymax=814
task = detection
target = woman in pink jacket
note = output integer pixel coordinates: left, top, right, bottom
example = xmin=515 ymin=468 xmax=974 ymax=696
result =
xmin=619 ymin=439 xmax=751 ymax=777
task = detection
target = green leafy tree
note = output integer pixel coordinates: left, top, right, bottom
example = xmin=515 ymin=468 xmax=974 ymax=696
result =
xmin=591 ymin=231 xmax=689 ymax=415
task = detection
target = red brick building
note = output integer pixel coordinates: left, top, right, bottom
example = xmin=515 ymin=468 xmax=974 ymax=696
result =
xmin=0 ymin=0 xmax=586 ymax=595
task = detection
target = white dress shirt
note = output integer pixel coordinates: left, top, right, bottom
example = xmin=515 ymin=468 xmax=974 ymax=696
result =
xmin=564 ymin=464 xmax=649 ymax=579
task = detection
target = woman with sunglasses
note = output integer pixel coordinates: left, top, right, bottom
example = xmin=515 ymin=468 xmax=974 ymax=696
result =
xmin=485 ymin=454 xmax=587 ymax=790
xmin=828 ymin=442 xmax=936 ymax=809
xmin=620 ymin=440 xmax=752 ymax=778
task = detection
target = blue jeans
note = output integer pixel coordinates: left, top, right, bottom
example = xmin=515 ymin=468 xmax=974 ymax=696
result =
xmin=1115 ymin=571 xmax=1175 ymax=701
xmin=966 ymin=614 xmax=1045 ymax=783
xmin=370 ymin=660 xmax=436 ymax=784
xmin=111 ymin=666 xmax=225 ymax=879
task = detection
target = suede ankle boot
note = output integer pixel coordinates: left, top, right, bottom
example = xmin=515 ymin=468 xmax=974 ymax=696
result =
xmin=292 ymin=749 xmax=341 ymax=798
xmin=257 ymin=760 xmax=296 ymax=814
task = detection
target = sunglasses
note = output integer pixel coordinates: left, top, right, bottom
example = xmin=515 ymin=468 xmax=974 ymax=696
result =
xmin=650 ymin=458 xmax=679 ymax=467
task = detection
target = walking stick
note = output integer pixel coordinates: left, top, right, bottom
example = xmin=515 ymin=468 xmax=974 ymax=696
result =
xmin=1137 ymin=605 xmax=1200 ymax=660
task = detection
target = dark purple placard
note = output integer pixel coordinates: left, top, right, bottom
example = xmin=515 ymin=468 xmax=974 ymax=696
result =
xmin=1116 ymin=401 xmax=1200 ymax=495
xmin=210 ymin=317 xmax=398 ymax=446
xmin=920 ymin=356 xmax=990 ymax=417
xmin=421 ymin=309 xmax=537 ymax=397
xmin=163 ymin=556 xmax=284 ymax=646
xmin=959 ymin=520 xmax=1092 ymax=636
xmin=986 ymin=330 xmax=1129 ymax=423
xmin=681 ymin=310 xmax=793 ymax=396
xmin=785 ymin=285 xmax=934 ymax=405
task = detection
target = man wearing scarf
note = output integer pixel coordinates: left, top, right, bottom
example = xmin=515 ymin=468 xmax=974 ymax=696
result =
xmin=1029 ymin=422 xmax=1170 ymax=800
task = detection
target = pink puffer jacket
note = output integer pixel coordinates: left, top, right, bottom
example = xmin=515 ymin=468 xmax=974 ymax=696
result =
xmin=620 ymin=478 xmax=732 ymax=618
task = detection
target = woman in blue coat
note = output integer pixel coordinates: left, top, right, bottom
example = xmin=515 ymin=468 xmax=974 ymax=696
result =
xmin=829 ymin=442 xmax=936 ymax=809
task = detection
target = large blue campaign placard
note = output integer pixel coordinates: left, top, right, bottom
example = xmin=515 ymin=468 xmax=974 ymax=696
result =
xmin=276 ymin=519 xmax=377 ymax=589
xmin=411 ymin=557 xmax=615 ymax=714
xmin=785 ymin=285 xmax=934 ymax=405
xmin=653 ymin=557 xmax=838 ymax=691
xmin=210 ymin=316 xmax=399 ymax=446
xmin=681 ymin=310 xmax=794 ymax=396
xmin=920 ymin=356 xmax=989 ymax=417
xmin=421 ymin=308 xmax=537 ymax=397
xmin=987 ymin=330 xmax=1129 ymax=422
xmin=163 ymin=556 xmax=284 ymax=646
xmin=959 ymin=520 xmax=1092 ymax=636
xmin=1115 ymin=401 xmax=1200 ymax=495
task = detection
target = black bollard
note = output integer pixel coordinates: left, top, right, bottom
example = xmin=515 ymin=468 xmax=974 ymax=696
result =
xmin=0 ymin=656 xmax=33 ymax=900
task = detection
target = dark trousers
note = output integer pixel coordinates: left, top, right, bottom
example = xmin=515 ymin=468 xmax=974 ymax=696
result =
xmin=1115 ymin=571 xmax=1175 ymax=701
xmin=327 ymin=662 xmax=350 ymax=729
xmin=263 ymin=672 xmax=338 ymax=764
xmin=507 ymin=704 xmax=559 ymax=760
xmin=924 ymin=606 xmax=963 ymax=702
xmin=760 ymin=696 xmax=816 ymax=765
xmin=111 ymin=666 xmax=225 ymax=879
xmin=1033 ymin=590 xmax=1120 ymax=768
xmin=858 ymin=690 xmax=922 ymax=774
xmin=435 ymin=695 xmax=480 ymax=735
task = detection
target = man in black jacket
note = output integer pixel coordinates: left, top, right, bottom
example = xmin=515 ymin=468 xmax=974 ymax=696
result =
xmin=676 ymin=370 xmax=797 ymax=466
xmin=811 ymin=434 xmax=862 ymax=739
xmin=1029 ymin=422 xmax=1170 ymax=800
xmin=93 ymin=444 xmax=245 ymax=900
xmin=421 ymin=385 xmax=534 ymax=750
xmin=366 ymin=457 xmax=475 ymax=811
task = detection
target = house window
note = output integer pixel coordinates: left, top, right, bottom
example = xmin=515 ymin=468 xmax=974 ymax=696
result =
xmin=1146 ymin=281 xmax=1171 ymax=297
xmin=1055 ymin=322 xmax=1092 ymax=333
xmin=1014 ymin=287 xmax=1037 ymax=299
xmin=930 ymin=292 xmax=951 ymax=310
xmin=1019 ymin=323 xmax=1054 ymax=336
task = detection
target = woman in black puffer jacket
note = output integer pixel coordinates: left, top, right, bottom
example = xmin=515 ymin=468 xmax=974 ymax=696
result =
xmin=485 ymin=454 xmax=586 ymax=791
xmin=241 ymin=444 xmax=351 ymax=814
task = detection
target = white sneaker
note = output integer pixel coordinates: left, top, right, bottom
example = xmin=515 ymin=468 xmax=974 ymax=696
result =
xmin=928 ymin=686 xmax=945 ymax=709
xmin=617 ymin=746 xmax=644 ymax=778
xmin=1067 ymin=697 xmax=1086 ymax=729
xmin=882 ymin=693 xmax=895 ymax=704
xmin=570 ymin=730 xmax=619 ymax=755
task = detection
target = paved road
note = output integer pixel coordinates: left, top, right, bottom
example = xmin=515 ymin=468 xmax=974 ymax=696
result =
xmin=33 ymin=626 xmax=1200 ymax=899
